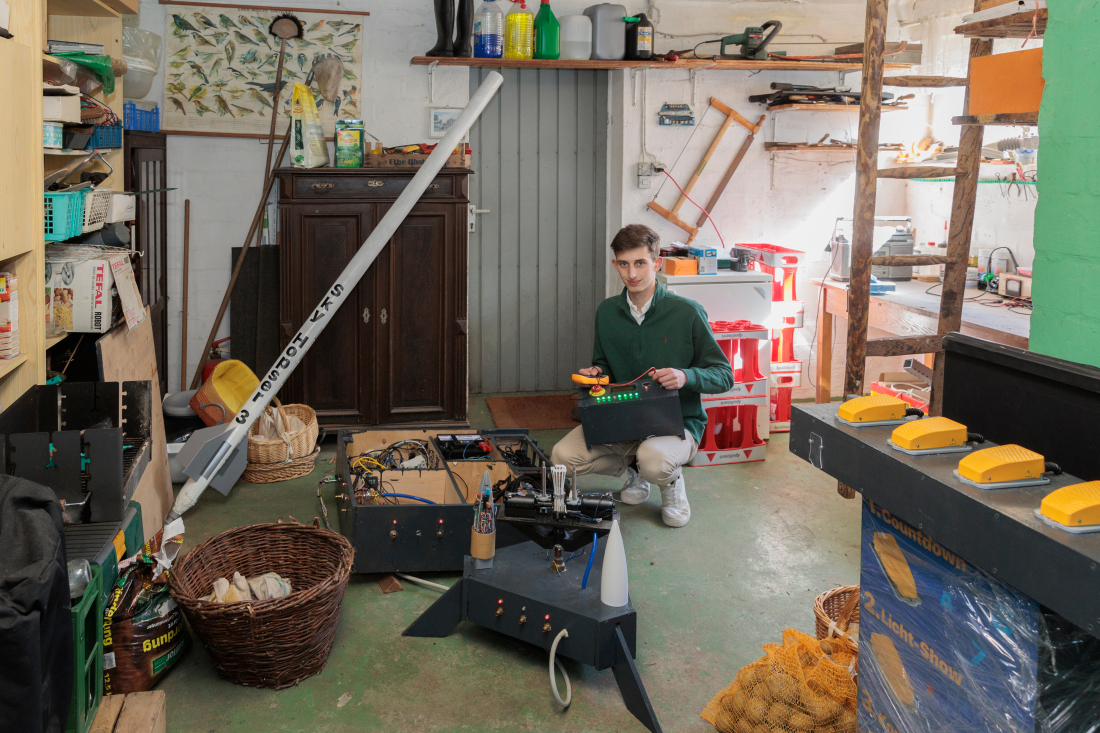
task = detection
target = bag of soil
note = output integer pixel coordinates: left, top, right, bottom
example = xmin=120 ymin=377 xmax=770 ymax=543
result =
xmin=290 ymin=83 xmax=329 ymax=169
xmin=103 ymin=521 xmax=188 ymax=695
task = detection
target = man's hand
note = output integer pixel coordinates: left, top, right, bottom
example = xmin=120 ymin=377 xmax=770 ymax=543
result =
xmin=579 ymin=366 xmax=603 ymax=377
xmin=654 ymin=368 xmax=686 ymax=390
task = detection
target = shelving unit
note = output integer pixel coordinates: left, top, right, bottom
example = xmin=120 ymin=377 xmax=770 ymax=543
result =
xmin=955 ymin=8 xmax=1047 ymax=39
xmin=765 ymin=142 xmax=904 ymax=151
xmin=410 ymin=56 xmax=912 ymax=72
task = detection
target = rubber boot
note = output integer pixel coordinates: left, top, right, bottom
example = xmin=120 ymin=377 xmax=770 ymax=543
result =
xmin=426 ymin=0 xmax=455 ymax=57
xmin=453 ymin=0 xmax=474 ymax=57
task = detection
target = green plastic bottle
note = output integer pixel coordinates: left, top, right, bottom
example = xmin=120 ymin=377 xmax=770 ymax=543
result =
xmin=533 ymin=0 xmax=560 ymax=60
xmin=504 ymin=1 xmax=534 ymax=59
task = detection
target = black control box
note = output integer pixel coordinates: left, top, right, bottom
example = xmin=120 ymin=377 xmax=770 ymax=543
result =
xmin=577 ymin=377 xmax=684 ymax=448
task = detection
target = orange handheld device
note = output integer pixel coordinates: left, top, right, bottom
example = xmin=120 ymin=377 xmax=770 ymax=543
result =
xmin=572 ymin=373 xmax=610 ymax=386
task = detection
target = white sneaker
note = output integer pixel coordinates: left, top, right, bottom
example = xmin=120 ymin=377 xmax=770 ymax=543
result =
xmin=619 ymin=467 xmax=651 ymax=505
xmin=660 ymin=475 xmax=691 ymax=527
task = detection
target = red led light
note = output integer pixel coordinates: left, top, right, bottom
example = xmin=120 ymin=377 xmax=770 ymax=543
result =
xmin=439 ymin=519 xmax=444 ymax=523
xmin=544 ymin=614 xmax=550 ymax=620
xmin=393 ymin=520 xmax=397 ymax=524
xmin=498 ymin=599 xmax=503 ymax=604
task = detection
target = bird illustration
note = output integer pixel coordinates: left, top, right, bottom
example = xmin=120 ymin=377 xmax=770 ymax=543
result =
xmin=252 ymin=28 xmax=272 ymax=49
xmin=341 ymin=86 xmax=357 ymax=105
xmin=187 ymin=61 xmax=209 ymax=84
xmin=326 ymin=20 xmax=353 ymax=30
xmin=187 ymin=83 xmax=207 ymax=101
xmin=234 ymin=30 xmax=259 ymax=46
xmin=226 ymin=88 xmax=246 ymax=99
xmin=228 ymin=66 xmax=247 ymax=80
xmin=193 ymin=100 xmax=213 ymax=116
xmin=194 ymin=51 xmax=220 ymax=62
xmin=169 ymin=72 xmax=184 ymax=80
xmin=246 ymin=68 xmax=262 ymax=80
xmin=192 ymin=32 xmax=216 ymax=47
xmin=172 ymin=45 xmax=192 ymax=58
xmin=246 ymin=79 xmax=289 ymax=96
xmin=339 ymin=108 xmax=356 ymax=118
xmin=210 ymin=59 xmax=223 ymax=77
xmin=257 ymin=52 xmax=277 ymax=70
xmin=210 ymin=31 xmax=229 ymax=43
xmin=238 ymin=15 xmax=259 ymax=29
xmin=232 ymin=104 xmax=256 ymax=117
xmin=248 ymin=88 xmax=274 ymax=110
xmin=314 ymin=96 xmax=324 ymax=111
xmin=210 ymin=80 xmax=229 ymax=91
xmin=332 ymin=96 xmax=341 ymax=116
xmin=225 ymin=41 xmax=235 ymax=64
xmin=214 ymin=95 xmax=234 ymax=116
xmin=218 ymin=14 xmax=238 ymax=29
xmin=337 ymin=40 xmax=356 ymax=52
xmin=283 ymin=69 xmax=301 ymax=79
xmin=172 ymin=27 xmax=186 ymax=39
xmin=172 ymin=14 xmax=201 ymax=33
xmin=169 ymin=97 xmax=187 ymax=115
xmin=297 ymin=52 xmax=307 ymax=71
xmin=169 ymin=61 xmax=186 ymax=69
xmin=342 ymin=67 xmax=357 ymax=81
xmin=296 ymin=38 xmax=316 ymax=48
xmin=167 ymin=81 xmax=186 ymax=96
xmin=240 ymin=49 xmax=258 ymax=64
xmin=193 ymin=12 xmax=217 ymax=29
xmin=313 ymin=33 xmax=334 ymax=44
xmin=307 ymin=19 xmax=325 ymax=33
xmin=339 ymin=23 xmax=361 ymax=37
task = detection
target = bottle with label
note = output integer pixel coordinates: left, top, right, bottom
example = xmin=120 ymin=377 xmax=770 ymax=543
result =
xmin=533 ymin=0 xmax=560 ymax=59
xmin=504 ymin=1 xmax=534 ymax=59
xmin=474 ymin=0 xmax=504 ymax=58
xmin=625 ymin=12 xmax=653 ymax=60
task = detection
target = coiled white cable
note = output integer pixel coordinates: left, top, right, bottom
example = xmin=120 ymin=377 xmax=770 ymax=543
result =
xmin=549 ymin=628 xmax=571 ymax=707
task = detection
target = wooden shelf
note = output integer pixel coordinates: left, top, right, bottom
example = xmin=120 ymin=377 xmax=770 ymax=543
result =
xmin=953 ymin=112 xmax=1037 ymax=126
xmin=766 ymin=142 xmax=904 ymax=151
xmin=44 ymin=148 xmax=93 ymax=155
xmin=0 ymin=354 xmax=29 ymax=380
xmin=45 ymin=334 xmax=67 ymax=349
xmin=769 ymin=103 xmax=908 ymax=113
xmin=48 ymin=0 xmax=120 ymax=17
xmin=955 ymin=9 xmax=1046 ymax=39
xmin=410 ymin=56 xmax=911 ymax=73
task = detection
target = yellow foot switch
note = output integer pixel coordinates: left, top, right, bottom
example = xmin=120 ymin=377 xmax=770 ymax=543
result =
xmin=954 ymin=444 xmax=1061 ymax=490
xmin=1037 ymin=482 xmax=1100 ymax=534
xmin=836 ymin=394 xmax=925 ymax=428
xmin=888 ymin=417 xmax=985 ymax=456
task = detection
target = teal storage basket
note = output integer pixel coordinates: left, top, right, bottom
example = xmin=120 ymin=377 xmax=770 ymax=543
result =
xmin=44 ymin=190 xmax=86 ymax=242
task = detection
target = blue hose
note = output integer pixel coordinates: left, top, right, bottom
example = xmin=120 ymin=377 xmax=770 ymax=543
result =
xmin=581 ymin=532 xmax=597 ymax=589
xmin=379 ymin=493 xmax=436 ymax=504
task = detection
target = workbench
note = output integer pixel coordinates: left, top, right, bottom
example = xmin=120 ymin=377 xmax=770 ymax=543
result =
xmin=811 ymin=278 xmax=1030 ymax=402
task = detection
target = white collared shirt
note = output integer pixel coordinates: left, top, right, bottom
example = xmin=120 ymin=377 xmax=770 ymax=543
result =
xmin=629 ymin=294 xmax=653 ymax=324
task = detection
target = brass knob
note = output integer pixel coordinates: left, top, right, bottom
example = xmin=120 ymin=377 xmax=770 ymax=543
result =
xmin=437 ymin=530 xmax=444 ymax=538
xmin=335 ymin=494 xmax=348 ymax=501
xmin=495 ymin=607 xmax=504 ymax=617
xmin=519 ymin=615 xmax=527 ymax=625
xmin=542 ymin=623 xmax=552 ymax=633
xmin=389 ymin=530 xmax=397 ymax=540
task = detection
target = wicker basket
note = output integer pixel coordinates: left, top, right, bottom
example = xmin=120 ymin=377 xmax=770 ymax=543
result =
xmin=168 ymin=521 xmax=354 ymax=689
xmin=242 ymin=399 xmax=320 ymax=483
xmin=242 ymin=446 xmax=321 ymax=484
xmin=814 ymin=585 xmax=860 ymax=656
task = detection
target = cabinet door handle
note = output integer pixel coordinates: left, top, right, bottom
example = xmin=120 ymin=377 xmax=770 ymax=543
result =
xmin=362 ymin=308 xmax=370 ymax=324
xmin=380 ymin=308 xmax=388 ymax=325
xmin=309 ymin=182 xmax=335 ymax=193
xmin=280 ymin=321 xmax=294 ymax=337
xmin=456 ymin=318 xmax=468 ymax=335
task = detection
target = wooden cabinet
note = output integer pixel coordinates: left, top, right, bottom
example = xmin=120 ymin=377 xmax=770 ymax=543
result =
xmin=276 ymin=168 xmax=470 ymax=428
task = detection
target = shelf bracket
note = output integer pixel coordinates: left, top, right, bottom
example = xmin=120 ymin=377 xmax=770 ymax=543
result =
xmin=690 ymin=63 xmax=716 ymax=107
xmin=631 ymin=66 xmax=653 ymax=107
xmin=427 ymin=60 xmax=440 ymax=105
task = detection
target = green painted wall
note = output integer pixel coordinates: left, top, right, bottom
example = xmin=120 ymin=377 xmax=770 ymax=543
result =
xmin=1029 ymin=2 xmax=1100 ymax=366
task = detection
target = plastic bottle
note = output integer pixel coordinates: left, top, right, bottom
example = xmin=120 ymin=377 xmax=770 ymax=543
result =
xmin=533 ymin=0 xmax=560 ymax=59
xmin=504 ymin=1 xmax=534 ymax=59
xmin=474 ymin=0 xmax=504 ymax=58
xmin=625 ymin=12 xmax=654 ymax=60
xmin=559 ymin=15 xmax=592 ymax=60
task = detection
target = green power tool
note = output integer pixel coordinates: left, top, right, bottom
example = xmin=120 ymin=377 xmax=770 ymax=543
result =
xmin=720 ymin=20 xmax=783 ymax=60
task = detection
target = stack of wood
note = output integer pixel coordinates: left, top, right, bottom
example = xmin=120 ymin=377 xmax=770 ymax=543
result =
xmin=91 ymin=691 xmax=166 ymax=733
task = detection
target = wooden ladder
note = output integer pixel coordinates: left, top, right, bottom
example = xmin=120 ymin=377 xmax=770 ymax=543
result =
xmin=838 ymin=0 xmax=994 ymax=499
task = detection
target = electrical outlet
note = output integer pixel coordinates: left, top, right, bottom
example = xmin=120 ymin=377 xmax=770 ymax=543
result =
xmin=637 ymin=162 xmax=666 ymax=189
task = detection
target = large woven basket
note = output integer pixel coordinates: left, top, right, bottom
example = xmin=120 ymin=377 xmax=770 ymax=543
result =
xmin=814 ymin=584 xmax=860 ymax=656
xmin=168 ymin=521 xmax=354 ymax=689
xmin=243 ymin=399 xmax=319 ymax=483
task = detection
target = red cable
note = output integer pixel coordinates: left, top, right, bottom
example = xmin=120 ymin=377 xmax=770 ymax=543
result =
xmin=1021 ymin=0 xmax=1040 ymax=48
xmin=660 ymin=170 xmax=726 ymax=250
xmin=607 ymin=367 xmax=659 ymax=387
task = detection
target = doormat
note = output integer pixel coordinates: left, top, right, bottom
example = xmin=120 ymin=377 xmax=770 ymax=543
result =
xmin=485 ymin=394 xmax=580 ymax=430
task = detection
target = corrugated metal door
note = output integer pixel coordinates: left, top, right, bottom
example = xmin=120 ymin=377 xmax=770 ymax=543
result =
xmin=468 ymin=67 xmax=608 ymax=393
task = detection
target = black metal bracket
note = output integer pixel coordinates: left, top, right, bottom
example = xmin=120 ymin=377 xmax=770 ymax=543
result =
xmin=401 ymin=579 xmax=465 ymax=638
xmin=612 ymin=625 xmax=663 ymax=733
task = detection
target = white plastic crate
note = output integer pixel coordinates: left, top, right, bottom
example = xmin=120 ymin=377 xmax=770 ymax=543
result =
xmin=105 ymin=193 xmax=136 ymax=223
xmin=82 ymin=188 xmax=113 ymax=234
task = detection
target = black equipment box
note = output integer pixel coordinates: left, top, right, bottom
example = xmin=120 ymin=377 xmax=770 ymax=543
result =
xmin=336 ymin=427 xmax=533 ymax=574
xmin=577 ymin=378 xmax=684 ymax=448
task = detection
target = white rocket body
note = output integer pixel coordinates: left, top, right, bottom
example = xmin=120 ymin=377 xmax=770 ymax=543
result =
xmin=600 ymin=518 xmax=629 ymax=607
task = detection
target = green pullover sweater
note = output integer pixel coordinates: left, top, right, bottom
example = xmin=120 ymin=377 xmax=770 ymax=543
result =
xmin=591 ymin=282 xmax=734 ymax=445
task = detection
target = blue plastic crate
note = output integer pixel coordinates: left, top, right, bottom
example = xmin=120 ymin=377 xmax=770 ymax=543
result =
xmin=123 ymin=101 xmax=160 ymax=132
xmin=84 ymin=124 xmax=122 ymax=150
xmin=44 ymin=190 xmax=87 ymax=242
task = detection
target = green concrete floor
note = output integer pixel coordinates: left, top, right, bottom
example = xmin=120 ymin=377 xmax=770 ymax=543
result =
xmin=160 ymin=395 xmax=860 ymax=732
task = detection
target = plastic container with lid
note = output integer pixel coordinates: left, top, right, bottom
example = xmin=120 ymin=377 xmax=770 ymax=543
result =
xmin=504 ymin=1 xmax=534 ymax=59
xmin=559 ymin=15 xmax=592 ymax=60
xmin=625 ymin=12 xmax=654 ymax=60
xmin=123 ymin=59 xmax=157 ymax=99
xmin=474 ymin=0 xmax=504 ymax=58
xmin=583 ymin=3 xmax=626 ymax=60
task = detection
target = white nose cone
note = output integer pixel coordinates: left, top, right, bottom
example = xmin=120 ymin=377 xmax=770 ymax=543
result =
xmin=600 ymin=518 xmax=629 ymax=607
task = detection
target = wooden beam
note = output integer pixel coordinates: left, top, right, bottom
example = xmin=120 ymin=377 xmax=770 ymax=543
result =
xmin=866 ymin=334 xmax=944 ymax=357
xmin=952 ymin=112 xmax=1037 ymax=126
xmin=816 ymin=294 xmax=833 ymax=403
xmin=711 ymin=98 xmax=763 ymax=134
xmin=955 ymin=8 xmax=1046 ymax=39
xmin=686 ymin=114 xmax=766 ymax=245
xmin=871 ymin=255 xmax=947 ymax=267
xmin=878 ymin=166 xmax=958 ymax=179
xmin=644 ymin=201 xmax=699 ymax=239
xmin=883 ymin=75 xmax=969 ymax=87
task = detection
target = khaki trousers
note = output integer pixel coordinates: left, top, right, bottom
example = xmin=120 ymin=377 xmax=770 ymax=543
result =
xmin=550 ymin=426 xmax=698 ymax=489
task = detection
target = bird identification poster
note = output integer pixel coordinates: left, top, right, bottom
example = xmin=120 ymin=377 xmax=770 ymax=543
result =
xmin=162 ymin=5 xmax=363 ymax=137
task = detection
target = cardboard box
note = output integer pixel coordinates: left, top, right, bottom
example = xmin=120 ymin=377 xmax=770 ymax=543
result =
xmin=970 ymin=48 xmax=1044 ymax=116
xmin=662 ymin=257 xmax=698 ymax=276
xmin=42 ymin=84 xmax=81 ymax=123
xmin=364 ymin=152 xmax=470 ymax=168
xmin=858 ymin=500 xmax=1040 ymax=733
xmin=46 ymin=253 xmax=116 ymax=333
xmin=689 ymin=246 xmax=718 ymax=275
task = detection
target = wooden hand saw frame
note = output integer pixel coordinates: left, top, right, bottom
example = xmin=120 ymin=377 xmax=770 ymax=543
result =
xmin=646 ymin=97 xmax=765 ymax=245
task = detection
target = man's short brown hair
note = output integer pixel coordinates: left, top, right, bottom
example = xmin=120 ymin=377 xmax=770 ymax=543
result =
xmin=610 ymin=224 xmax=660 ymax=259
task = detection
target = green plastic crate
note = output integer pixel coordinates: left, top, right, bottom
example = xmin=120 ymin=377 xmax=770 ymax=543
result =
xmin=65 ymin=563 xmax=103 ymax=733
